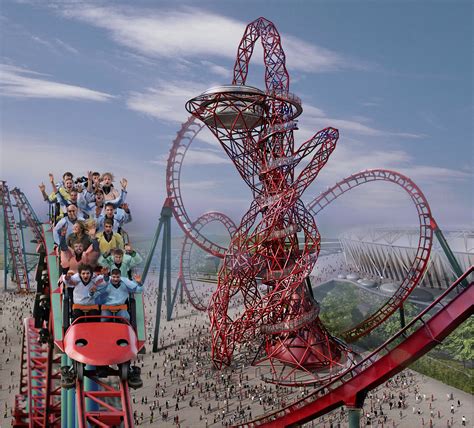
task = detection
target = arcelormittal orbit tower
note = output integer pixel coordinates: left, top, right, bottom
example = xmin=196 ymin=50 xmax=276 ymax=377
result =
xmin=186 ymin=17 xmax=356 ymax=385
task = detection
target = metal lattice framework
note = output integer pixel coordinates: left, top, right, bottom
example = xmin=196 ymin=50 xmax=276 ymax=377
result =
xmin=12 ymin=318 xmax=62 ymax=428
xmin=307 ymin=169 xmax=433 ymax=342
xmin=0 ymin=181 xmax=30 ymax=291
xmin=179 ymin=212 xmax=236 ymax=311
xmin=246 ymin=267 xmax=473 ymax=427
xmin=165 ymin=116 xmax=238 ymax=311
xmin=76 ymin=374 xmax=134 ymax=428
xmin=10 ymin=187 xmax=44 ymax=247
xmin=166 ymin=116 xmax=233 ymax=258
xmin=185 ymin=17 xmax=355 ymax=384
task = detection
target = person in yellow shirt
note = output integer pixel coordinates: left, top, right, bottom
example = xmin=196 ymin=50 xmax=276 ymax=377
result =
xmin=96 ymin=218 xmax=124 ymax=255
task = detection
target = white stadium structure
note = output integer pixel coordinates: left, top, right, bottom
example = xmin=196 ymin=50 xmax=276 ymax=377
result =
xmin=340 ymin=228 xmax=474 ymax=290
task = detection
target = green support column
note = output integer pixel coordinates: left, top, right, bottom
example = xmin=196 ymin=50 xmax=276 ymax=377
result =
xmin=141 ymin=215 xmax=164 ymax=284
xmin=149 ymin=199 xmax=181 ymax=350
xmin=3 ymin=214 xmax=7 ymax=291
xmin=17 ymin=208 xmax=28 ymax=275
xmin=61 ymin=355 xmax=68 ymax=428
xmin=166 ymin=215 xmax=173 ymax=321
xmin=348 ymin=407 xmax=362 ymax=428
xmin=432 ymin=220 xmax=468 ymax=287
xmin=153 ymin=226 xmax=167 ymax=352
xmin=66 ymin=357 xmax=75 ymax=428
xmin=399 ymin=303 xmax=406 ymax=329
xmin=152 ymin=201 xmax=173 ymax=352
xmin=85 ymin=366 xmax=99 ymax=413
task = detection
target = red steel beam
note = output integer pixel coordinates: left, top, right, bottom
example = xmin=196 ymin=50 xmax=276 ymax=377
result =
xmin=247 ymin=267 xmax=473 ymax=427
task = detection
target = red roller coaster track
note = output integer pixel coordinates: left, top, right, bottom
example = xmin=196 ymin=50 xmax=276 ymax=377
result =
xmin=0 ymin=181 xmax=30 ymax=291
xmin=308 ymin=169 xmax=434 ymax=342
xmin=166 ymin=116 xmax=234 ymax=258
xmin=12 ymin=318 xmax=62 ymax=428
xmin=179 ymin=211 xmax=236 ymax=311
xmin=11 ymin=187 xmax=45 ymax=248
xmin=245 ymin=266 xmax=473 ymax=427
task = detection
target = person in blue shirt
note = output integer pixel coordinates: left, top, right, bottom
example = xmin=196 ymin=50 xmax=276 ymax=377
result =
xmin=92 ymin=269 xmax=142 ymax=321
xmin=53 ymin=204 xmax=84 ymax=245
xmin=96 ymin=202 xmax=132 ymax=233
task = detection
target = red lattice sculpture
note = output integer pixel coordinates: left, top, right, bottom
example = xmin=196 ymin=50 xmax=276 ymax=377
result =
xmin=186 ymin=17 xmax=356 ymax=385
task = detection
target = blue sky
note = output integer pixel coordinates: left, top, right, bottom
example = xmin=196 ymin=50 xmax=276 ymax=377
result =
xmin=1 ymin=0 xmax=472 ymax=239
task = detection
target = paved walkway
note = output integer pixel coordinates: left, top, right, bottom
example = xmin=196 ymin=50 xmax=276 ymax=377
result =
xmin=1 ymin=273 xmax=472 ymax=427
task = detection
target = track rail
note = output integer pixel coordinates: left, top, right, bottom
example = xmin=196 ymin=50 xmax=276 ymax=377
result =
xmin=76 ymin=375 xmax=134 ymax=428
xmin=10 ymin=187 xmax=44 ymax=247
xmin=245 ymin=266 xmax=473 ymax=427
xmin=308 ymin=169 xmax=434 ymax=341
xmin=12 ymin=318 xmax=61 ymax=427
xmin=166 ymin=116 xmax=233 ymax=258
xmin=0 ymin=181 xmax=30 ymax=291
xmin=180 ymin=212 xmax=236 ymax=311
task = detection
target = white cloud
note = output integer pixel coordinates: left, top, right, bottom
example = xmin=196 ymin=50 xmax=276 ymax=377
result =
xmin=306 ymin=140 xmax=472 ymax=196
xmin=361 ymin=101 xmax=381 ymax=107
xmin=181 ymin=180 xmax=218 ymax=190
xmin=150 ymin=148 xmax=230 ymax=166
xmin=201 ymin=61 xmax=232 ymax=79
xmin=126 ymin=79 xmax=207 ymax=122
xmin=297 ymin=103 xmax=426 ymax=140
xmin=54 ymin=38 xmax=79 ymax=55
xmin=31 ymin=35 xmax=55 ymax=51
xmin=0 ymin=63 xmax=114 ymax=101
xmin=56 ymin=5 xmax=365 ymax=73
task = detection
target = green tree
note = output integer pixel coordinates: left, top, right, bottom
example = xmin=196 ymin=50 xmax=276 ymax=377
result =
xmin=439 ymin=316 xmax=474 ymax=366
xmin=379 ymin=302 xmax=419 ymax=339
xmin=320 ymin=285 xmax=359 ymax=336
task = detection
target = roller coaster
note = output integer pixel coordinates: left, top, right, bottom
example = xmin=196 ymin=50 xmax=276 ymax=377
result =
xmin=2 ymin=182 xmax=145 ymax=428
xmin=2 ymin=16 xmax=472 ymax=428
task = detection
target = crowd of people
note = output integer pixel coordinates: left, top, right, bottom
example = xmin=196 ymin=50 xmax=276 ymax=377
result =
xmin=38 ymin=170 xmax=144 ymax=388
xmin=1 ymin=256 xmax=472 ymax=426
xmin=39 ymin=171 xmax=141 ymax=274
xmin=1 ymin=173 xmax=471 ymax=425
xmin=38 ymin=170 xmax=142 ymax=287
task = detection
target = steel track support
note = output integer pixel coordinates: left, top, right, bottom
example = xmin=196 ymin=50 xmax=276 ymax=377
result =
xmin=347 ymin=407 xmax=362 ymax=428
xmin=61 ymin=355 xmax=68 ymax=428
xmin=77 ymin=375 xmax=134 ymax=427
xmin=84 ymin=365 xmax=99 ymax=414
xmin=431 ymin=219 xmax=468 ymax=287
xmin=399 ymin=304 xmax=406 ymax=330
xmin=3 ymin=212 xmax=7 ymax=291
xmin=17 ymin=207 xmax=28 ymax=274
xmin=152 ymin=199 xmax=174 ymax=352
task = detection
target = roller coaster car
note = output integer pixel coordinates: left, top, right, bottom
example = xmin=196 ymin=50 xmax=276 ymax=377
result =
xmin=63 ymin=315 xmax=138 ymax=367
xmin=57 ymin=285 xmax=146 ymax=389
